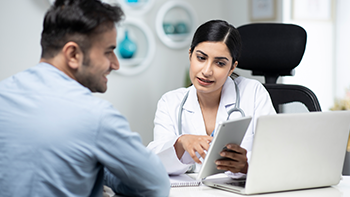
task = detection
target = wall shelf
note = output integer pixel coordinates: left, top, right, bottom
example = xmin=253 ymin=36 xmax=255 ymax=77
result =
xmin=156 ymin=1 xmax=197 ymax=49
xmin=116 ymin=0 xmax=155 ymax=15
xmin=114 ymin=18 xmax=155 ymax=76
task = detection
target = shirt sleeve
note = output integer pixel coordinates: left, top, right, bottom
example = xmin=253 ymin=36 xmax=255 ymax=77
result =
xmin=147 ymin=94 xmax=191 ymax=175
xmin=94 ymin=104 xmax=170 ymax=197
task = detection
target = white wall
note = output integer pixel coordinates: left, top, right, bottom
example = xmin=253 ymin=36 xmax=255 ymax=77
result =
xmin=223 ymin=0 xmax=284 ymax=83
xmin=335 ymin=0 xmax=350 ymax=99
xmin=0 ymin=0 xmax=49 ymax=80
xmin=224 ymin=0 xmax=335 ymax=112
xmin=0 ymin=0 xmax=342 ymax=145
xmin=281 ymin=0 xmax=335 ymax=112
xmin=0 ymin=0 xmax=231 ymax=146
xmin=94 ymin=0 xmax=234 ymax=145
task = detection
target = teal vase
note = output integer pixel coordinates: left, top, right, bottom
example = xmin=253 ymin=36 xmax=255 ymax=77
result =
xmin=119 ymin=30 xmax=137 ymax=59
xmin=175 ymin=22 xmax=188 ymax=34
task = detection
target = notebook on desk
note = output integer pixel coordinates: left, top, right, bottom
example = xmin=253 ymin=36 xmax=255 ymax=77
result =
xmin=169 ymin=174 xmax=201 ymax=187
xmin=203 ymin=111 xmax=350 ymax=195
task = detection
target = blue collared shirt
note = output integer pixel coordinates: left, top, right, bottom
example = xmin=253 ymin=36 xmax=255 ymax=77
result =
xmin=0 ymin=63 xmax=170 ymax=197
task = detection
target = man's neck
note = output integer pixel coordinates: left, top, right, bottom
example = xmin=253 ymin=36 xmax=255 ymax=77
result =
xmin=40 ymin=56 xmax=76 ymax=81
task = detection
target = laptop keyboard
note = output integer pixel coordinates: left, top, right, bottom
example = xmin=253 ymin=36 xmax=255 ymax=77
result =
xmin=225 ymin=180 xmax=246 ymax=187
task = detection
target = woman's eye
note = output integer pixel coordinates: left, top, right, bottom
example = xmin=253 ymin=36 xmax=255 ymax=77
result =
xmin=217 ymin=61 xmax=226 ymax=67
xmin=197 ymin=56 xmax=206 ymax=61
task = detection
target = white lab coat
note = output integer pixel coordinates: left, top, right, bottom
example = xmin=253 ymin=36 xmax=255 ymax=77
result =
xmin=147 ymin=76 xmax=276 ymax=175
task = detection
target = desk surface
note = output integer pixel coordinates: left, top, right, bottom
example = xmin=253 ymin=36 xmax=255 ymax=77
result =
xmin=169 ymin=176 xmax=350 ymax=197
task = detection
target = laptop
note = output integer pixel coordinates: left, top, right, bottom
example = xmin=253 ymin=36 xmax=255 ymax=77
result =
xmin=202 ymin=111 xmax=350 ymax=195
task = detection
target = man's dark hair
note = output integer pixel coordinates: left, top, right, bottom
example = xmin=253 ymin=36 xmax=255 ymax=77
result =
xmin=40 ymin=0 xmax=124 ymax=59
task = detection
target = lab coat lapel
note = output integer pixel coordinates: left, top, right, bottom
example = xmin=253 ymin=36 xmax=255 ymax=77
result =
xmin=182 ymin=86 xmax=206 ymax=135
xmin=215 ymin=77 xmax=237 ymax=130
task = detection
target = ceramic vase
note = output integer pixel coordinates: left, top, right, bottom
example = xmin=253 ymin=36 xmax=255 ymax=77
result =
xmin=175 ymin=22 xmax=188 ymax=34
xmin=126 ymin=0 xmax=138 ymax=3
xmin=119 ymin=30 xmax=137 ymax=59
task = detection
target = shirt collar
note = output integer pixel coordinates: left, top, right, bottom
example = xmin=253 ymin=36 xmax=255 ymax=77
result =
xmin=183 ymin=85 xmax=199 ymax=113
xmin=182 ymin=77 xmax=237 ymax=113
xmin=221 ymin=77 xmax=237 ymax=108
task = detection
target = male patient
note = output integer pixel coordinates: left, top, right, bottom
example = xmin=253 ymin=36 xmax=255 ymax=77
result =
xmin=0 ymin=0 xmax=169 ymax=196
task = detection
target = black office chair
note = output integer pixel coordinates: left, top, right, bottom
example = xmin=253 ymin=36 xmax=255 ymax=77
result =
xmin=236 ymin=23 xmax=321 ymax=113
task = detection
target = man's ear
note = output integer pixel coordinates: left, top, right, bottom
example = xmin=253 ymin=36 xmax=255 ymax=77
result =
xmin=62 ymin=42 xmax=83 ymax=70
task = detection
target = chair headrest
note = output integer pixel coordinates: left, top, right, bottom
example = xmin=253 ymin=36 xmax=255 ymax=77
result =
xmin=237 ymin=23 xmax=306 ymax=78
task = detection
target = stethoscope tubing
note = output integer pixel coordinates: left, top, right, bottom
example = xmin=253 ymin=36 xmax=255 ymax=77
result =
xmin=177 ymin=79 xmax=245 ymax=135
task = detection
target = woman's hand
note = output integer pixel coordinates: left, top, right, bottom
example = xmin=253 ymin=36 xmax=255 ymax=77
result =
xmin=174 ymin=134 xmax=213 ymax=164
xmin=215 ymin=143 xmax=248 ymax=173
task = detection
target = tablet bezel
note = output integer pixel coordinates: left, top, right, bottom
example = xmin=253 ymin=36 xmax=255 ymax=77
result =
xmin=197 ymin=116 xmax=252 ymax=180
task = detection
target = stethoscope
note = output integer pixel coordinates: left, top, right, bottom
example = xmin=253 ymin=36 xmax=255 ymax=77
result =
xmin=177 ymin=79 xmax=245 ymax=135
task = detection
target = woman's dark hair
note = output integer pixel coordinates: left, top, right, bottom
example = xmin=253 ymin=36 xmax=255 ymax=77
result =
xmin=40 ymin=0 xmax=124 ymax=59
xmin=190 ymin=20 xmax=242 ymax=66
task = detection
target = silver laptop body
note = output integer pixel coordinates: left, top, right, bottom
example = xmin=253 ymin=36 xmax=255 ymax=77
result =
xmin=203 ymin=111 xmax=350 ymax=195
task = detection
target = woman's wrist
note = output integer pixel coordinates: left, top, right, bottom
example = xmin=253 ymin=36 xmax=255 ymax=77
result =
xmin=174 ymin=135 xmax=185 ymax=159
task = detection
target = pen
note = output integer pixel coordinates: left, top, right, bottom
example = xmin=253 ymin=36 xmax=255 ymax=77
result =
xmin=210 ymin=129 xmax=215 ymax=137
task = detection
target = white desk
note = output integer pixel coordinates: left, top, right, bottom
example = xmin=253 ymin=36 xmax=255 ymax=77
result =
xmin=109 ymin=176 xmax=350 ymax=196
xmin=169 ymin=176 xmax=350 ymax=197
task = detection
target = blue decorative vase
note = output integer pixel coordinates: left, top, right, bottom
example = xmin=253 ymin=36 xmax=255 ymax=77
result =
xmin=119 ymin=30 xmax=137 ymax=59
xmin=163 ymin=23 xmax=175 ymax=34
xmin=175 ymin=22 xmax=188 ymax=34
xmin=126 ymin=0 xmax=138 ymax=3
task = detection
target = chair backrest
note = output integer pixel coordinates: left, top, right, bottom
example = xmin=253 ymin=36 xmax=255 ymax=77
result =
xmin=237 ymin=23 xmax=321 ymax=113
xmin=264 ymin=84 xmax=321 ymax=113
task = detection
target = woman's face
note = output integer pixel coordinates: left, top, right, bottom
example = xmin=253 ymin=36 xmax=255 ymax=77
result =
xmin=189 ymin=41 xmax=237 ymax=97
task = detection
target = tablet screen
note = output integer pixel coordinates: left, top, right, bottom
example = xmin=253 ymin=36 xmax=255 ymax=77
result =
xmin=197 ymin=116 xmax=252 ymax=180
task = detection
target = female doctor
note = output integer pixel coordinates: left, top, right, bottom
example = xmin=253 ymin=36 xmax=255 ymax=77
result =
xmin=147 ymin=20 xmax=276 ymax=175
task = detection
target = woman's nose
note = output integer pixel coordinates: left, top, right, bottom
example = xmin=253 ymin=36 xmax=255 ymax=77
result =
xmin=202 ymin=63 xmax=213 ymax=77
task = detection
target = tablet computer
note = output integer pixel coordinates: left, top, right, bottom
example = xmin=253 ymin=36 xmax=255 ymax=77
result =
xmin=197 ymin=116 xmax=252 ymax=180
